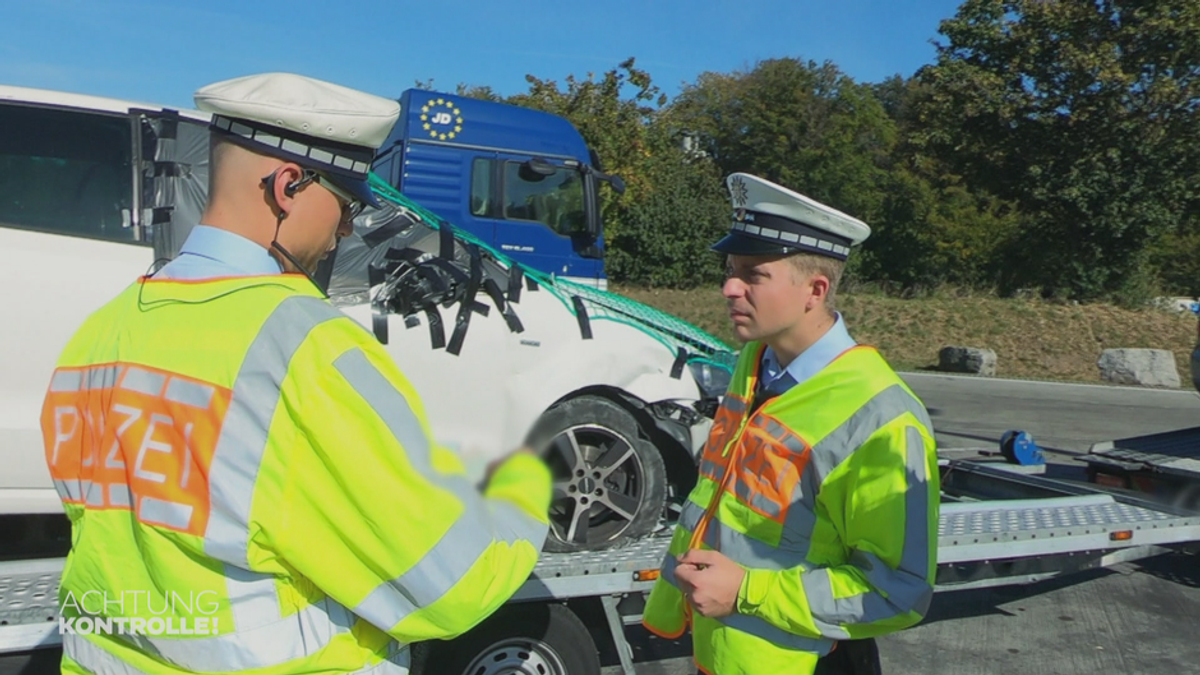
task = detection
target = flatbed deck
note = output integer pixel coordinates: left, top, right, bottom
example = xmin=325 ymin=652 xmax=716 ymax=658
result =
xmin=1086 ymin=425 xmax=1200 ymax=480
xmin=5 ymin=460 xmax=1200 ymax=657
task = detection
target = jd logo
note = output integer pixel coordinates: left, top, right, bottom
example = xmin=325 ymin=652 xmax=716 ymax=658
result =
xmin=432 ymin=112 xmax=453 ymax=125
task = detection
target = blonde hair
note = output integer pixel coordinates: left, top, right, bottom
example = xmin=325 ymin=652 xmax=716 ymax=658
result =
xmin=787 ymin=253 xmax=845 ymax=312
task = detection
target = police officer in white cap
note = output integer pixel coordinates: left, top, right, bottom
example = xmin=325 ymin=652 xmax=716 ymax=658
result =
xmin=642 ymin=173 xmax=939 ymax=675
xmin=45 ymin=72 xmax=552 ymax=675
xmin=157 ymin=71 xmax=401 ymax=284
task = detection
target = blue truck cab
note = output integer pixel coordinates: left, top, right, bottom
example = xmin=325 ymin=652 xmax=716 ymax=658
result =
xmin=370 ymin=89 xmax=625 ymax=290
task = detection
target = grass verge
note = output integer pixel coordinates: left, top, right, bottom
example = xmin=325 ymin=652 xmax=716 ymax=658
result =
xmin=612 ymin=284 xmax=1198 ymax=385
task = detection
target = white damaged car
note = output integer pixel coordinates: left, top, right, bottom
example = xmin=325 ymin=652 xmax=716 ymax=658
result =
xmin=321 ymin=175 xmax=734 ymax=551
xmin=1 ymin=85 xmax=735 ymax=554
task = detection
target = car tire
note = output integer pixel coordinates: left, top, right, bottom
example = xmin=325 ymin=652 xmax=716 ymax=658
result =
xmin=526 ymin=395 xmax=668 ymax=553
xmin=411 ymin=603 xmax=601 ymax=675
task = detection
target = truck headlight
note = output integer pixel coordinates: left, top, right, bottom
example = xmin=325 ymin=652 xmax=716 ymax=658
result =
xmin=687 ymin=360 xmax=733 ymax=400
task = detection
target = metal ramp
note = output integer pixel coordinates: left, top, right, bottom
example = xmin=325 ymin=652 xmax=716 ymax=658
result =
xmin=0 ymin=558 xmax=62 ymax=654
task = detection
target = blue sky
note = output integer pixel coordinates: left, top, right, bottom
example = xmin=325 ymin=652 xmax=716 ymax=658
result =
xmin=1 ymin=0 xmax=966 ymax=110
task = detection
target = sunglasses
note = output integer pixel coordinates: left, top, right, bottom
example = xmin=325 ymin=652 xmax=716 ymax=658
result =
xmin=300 ymin=169 xmax=366 ymax=222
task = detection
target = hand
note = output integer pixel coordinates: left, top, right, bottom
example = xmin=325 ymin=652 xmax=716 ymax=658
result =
xmin=673 ymin=549 xmax=746 ymax=619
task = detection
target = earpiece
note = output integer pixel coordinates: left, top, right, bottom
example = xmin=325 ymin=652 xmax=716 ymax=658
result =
xmin=261 ymin=172 xmax=288 ymax=219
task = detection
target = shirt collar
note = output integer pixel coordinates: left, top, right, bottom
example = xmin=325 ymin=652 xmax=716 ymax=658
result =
xmin=761 ymin=312 xmax=857 ymax=388
xmin=177 ymin=225 xmax=283 ymax=276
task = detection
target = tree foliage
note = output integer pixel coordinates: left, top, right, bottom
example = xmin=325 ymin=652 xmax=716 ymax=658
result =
xmin=914 ymin=0 xmax=1200 ymax=301
xmin=399 ymin=3 xmax=1200 ymax=301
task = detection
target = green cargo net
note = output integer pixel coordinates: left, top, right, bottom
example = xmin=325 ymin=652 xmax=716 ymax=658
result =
xmin=367 ymin=174 xmax=736 ymax=370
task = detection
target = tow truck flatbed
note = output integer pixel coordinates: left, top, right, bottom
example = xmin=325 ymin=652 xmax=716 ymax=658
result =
xmin=1085 ymin=425 xmax=1200 ymax=479
xmin=5 ymin=460 xmax=1200 ymax=674
xmin=1081 ymin=425 xmax=1200 ymax=510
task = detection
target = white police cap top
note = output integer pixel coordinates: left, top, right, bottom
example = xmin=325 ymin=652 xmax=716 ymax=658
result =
xmin=713 ymin=172 xmax=871 ymax=261
xmin=194 ymin=72 xmax=401 ymax=206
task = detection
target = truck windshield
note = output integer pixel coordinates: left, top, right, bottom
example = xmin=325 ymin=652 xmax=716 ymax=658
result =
xmin=501 ymin=160 xmax=586 ymax=237
xmin=0 ymin=104 xmax=134 ymax=243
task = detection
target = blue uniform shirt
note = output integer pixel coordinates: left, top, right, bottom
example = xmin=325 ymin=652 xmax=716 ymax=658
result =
xmin=759 ymin=312 xmax=857 ymax=395
xmin=155 ymin=225 xmax=282 ymax=280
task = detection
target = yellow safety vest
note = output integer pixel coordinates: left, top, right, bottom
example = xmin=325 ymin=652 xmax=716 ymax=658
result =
xmin=642 ymin=342 xmax=939 ymax=675
xmin=41 ymin=273 xmax=551 ymax=675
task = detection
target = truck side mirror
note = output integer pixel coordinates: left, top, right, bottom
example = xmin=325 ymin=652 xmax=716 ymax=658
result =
xmin=606 ymin=175 xmax=626 ymax=195
xmin=521 ymin=158 xmax=557 ymax=181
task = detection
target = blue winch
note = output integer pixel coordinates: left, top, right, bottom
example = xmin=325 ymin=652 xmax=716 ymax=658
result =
xmin=1000 ymin=430 xmax=1045 ymax=466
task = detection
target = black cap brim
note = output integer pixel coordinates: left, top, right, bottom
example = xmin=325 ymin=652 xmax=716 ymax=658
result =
xmin=710 ymin=231 xmax=799 ymax=256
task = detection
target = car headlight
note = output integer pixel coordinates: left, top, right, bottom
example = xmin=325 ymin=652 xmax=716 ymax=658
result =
xmin=687 ymin=360 xmax=733 ymax=400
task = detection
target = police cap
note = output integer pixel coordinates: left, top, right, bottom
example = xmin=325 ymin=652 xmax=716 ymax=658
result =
xmin=711 ymin=173 xmax=870 ymax=261
xmin=194 ymin=72 xmax=401 ymax=208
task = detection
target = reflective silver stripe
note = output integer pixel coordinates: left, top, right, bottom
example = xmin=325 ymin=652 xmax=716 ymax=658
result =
xmin=116 ymin=597 xmax=357 ymax=673
xmin=659 ymin=556 xmax=832 ymax=654
xmin=354 ymin=499 xmax=538 ymax=630
xmin=138 ymin=497 xmax=193 ymax=531
xmin=733 ymin=478 xmax=781 ymax=518
xmin=799 ymin=569 xmax=852 ymax=638
xmin=204 ymin=295 xmax=344 ymax=565
xmin=688 ymin=506 xmax=811 ymax=570
xmin=64 ymin=634 xmax=141 ymax=675
xmin=898 ymin=425 xmax=934 ymax=614
xmin=121 ymin=367 xmax=166 ymax=397
xmin=51 ymin=370 xmax=84 ymax=392
xmin=724 ymin=396 xmax=748 ymax=416
xmin=109 ymin=484 xmax=131 ymax=508
xmin=809 ymin=384 xmax=929 ymax=481
xmin=55 ymin=479 xmax=82 ymax=502
xmin=85 ymin=483 xmax=106 ymax=507
xmin=65 ymin=603 xmax=379 ymax=675
xmin=224 ymin=565 xmax=282 ymax=632
xmin=698 ymin=458 xmax=724 ymax=482
xmin=679 ymin=500 xmax=705 ymax=532
xmin=802 ymin=425 xmax=935 ymax=627
xmin=165 ymin=378 xmax=216 ymax=409
xmin=88 ymin=366 xmax=124 ymax=390
xmin=334 ymin=348 xmax=547 ymax=629
xmin=781 ymin=463 xmax=821 ymax=553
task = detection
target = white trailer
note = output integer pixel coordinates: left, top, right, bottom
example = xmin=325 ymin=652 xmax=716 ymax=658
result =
xmin=4 ymin=458 xmax=1198 ymax=675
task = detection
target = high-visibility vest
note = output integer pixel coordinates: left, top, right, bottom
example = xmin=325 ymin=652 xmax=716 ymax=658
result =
xmin=642 ymin=342 xmax=939 ymax=675
xmin=41 ymin=273 xmax=552 ymax=675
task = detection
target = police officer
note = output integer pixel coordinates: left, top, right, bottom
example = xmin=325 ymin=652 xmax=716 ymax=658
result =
xmin=42 ymin=72 xmax=551 ymax=675
xmin=641 ymin=173 xmax=940 ymax=675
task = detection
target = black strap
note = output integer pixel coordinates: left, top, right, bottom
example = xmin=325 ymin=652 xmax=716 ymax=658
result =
xmin=439 ymin=222 xmax=455 ymax=260
xmin=507 ymin=265 xmax=524 ymax=303
xmin=670 ymin=348 xmax=687 ymax=379
xmin=572 ymin=296 xmax=593 ymax=340
xmin=446 ymin=244 xmax=486 ymax=355
xmin=484 ymin=278 xmax=524 ymax=334
xmin=362 ymin=218 xmax=409 ymax=248
xmin=425 ymin=307 xmax=445 ymax=350
xmin=387 ymin=248 xmax=468 ymax=288
xmin=526 ymin=274 xmax=540 ymax=292
xmin=368 ymin=261 xmax=390 ymax=344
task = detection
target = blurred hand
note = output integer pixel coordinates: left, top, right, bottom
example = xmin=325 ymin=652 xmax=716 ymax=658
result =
xmin=483 ymin=445 xmax=539 ymax=484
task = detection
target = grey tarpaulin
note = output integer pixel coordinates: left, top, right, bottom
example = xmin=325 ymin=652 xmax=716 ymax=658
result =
xmin=148 ymin=113 xmax=210 ymax=260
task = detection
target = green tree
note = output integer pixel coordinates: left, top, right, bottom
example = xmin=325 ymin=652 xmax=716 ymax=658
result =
xmin=491 ymin=58 xmax=732 ymax=287
xmin=915 ymin=0 xmax=1200 ymax=302
xmin=672 ymin=58 xmax=897 ymax=229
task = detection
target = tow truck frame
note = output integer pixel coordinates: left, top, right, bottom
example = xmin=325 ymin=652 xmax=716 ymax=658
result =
xmin=4 ymin=457 xmax=1199 ymax=674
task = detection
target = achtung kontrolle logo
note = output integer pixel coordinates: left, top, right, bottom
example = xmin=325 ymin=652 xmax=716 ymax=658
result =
xmin=59 ymin=590 xmax=221 ymax=636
